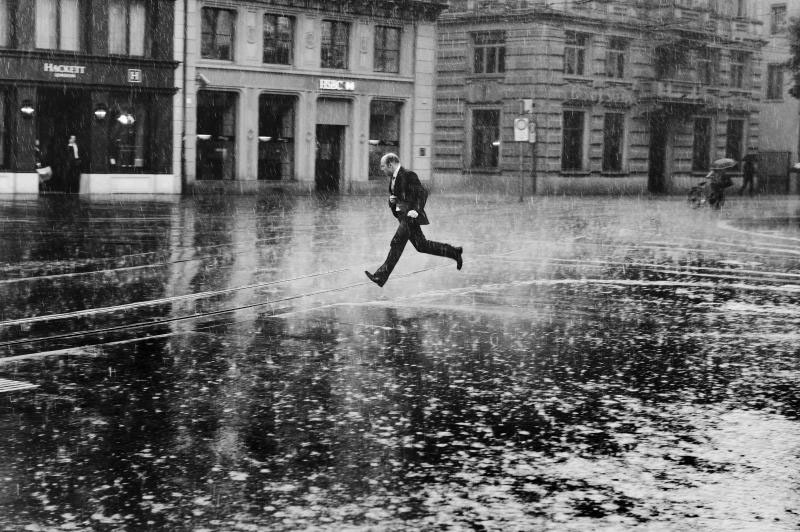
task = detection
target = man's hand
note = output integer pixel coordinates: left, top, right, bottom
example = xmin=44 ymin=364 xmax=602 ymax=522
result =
xmin=407 ymin=210 xmax=418 ymax=219
xmin=389 ymin=195 xmax=397 ymax=204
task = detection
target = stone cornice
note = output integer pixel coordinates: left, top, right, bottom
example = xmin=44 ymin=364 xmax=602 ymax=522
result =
xmin=253 ymin=0 xmax=448 ymax=22
xmin=437 ymin=7 xmax=764 ymax=49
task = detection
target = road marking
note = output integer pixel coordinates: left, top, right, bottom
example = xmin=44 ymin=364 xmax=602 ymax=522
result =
xmin=0 ymin=378 xmax=38 ymax=393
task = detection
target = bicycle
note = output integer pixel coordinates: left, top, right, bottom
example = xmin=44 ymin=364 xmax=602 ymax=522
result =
xmin=687 ymin=180 xmax=725 ymax=209
xmin=688 ymin=160 xmax=735 ymax=210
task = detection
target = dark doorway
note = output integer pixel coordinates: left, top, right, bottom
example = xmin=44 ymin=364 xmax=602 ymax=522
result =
xmin=37 ymin=88 xmax=91 ymax=193
xmin=315 ymin=125 xmax=343 ymax=192
xmin=648 ymin=114 xmax=668 ymax=194
xmin=197 ymin=91 xmax=237 ymax=180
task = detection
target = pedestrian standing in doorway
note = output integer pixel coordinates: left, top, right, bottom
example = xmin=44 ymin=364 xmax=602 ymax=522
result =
xmin=34 ymin=139 xmax=53 ymax=188
xmin=66 ymin=134 xmax=81 ymax=193
xmin=739 ymin=152 xmax=757 ymax=196
xmin=365 ymin=153 xmax=463 ymax=287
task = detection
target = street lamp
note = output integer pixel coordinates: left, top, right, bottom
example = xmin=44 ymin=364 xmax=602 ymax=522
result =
xmin=117 ymin=113 xmax=135 ymax=125
xmin=93 ymin=104 xmax=108 ymax=120
xmin=20 ymin=101 xmax=34 ymax=117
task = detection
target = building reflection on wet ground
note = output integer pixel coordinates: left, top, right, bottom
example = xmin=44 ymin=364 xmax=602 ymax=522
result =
xmin=0 ymin=193 xmax=799 ymax=530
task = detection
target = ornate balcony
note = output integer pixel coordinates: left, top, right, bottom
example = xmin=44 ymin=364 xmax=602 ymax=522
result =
xmin=638 ymin=79 xmax=703 ymax=105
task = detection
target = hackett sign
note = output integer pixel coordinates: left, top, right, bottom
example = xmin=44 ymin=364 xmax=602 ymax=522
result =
xmin=43 ymin=63 xmax=87 ymax=78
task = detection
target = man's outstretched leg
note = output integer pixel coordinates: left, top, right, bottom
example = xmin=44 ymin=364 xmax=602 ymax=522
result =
xmin=365 ymin=220 xmax=411 ymax=287
xmin=408 ymin=223 xmax=463 ymax=270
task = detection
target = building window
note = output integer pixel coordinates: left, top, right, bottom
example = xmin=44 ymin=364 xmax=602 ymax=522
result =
xmin=0 ymin=0 xmax=14 ymax=47
xmin=471 ymin=109 xmax=500 ymax=169
xmin=197 ymin=91 xmax=237 ymax=180
xmin=0 ymin=90 xmax=8 ymax=169
xmin=602 ymin=113 xmax=624 ymax=172
xmin=725 ymin=119 xmax=744 ymax=169
xmin=369 ymin=101 xmax=402 ymax=179
xmin=771 ymin=5 xmax=787 ymax=34
xmin=697 ymin=48 xmax=718 ymax=85
xmin=201 ymin=7 xmax=235 ymax=61
xmin=564 ymin=31 xmax=587 ymax=76
xmin=605 ymin=37 xmax=626 ymax=78
xmin=473 ymin=32 xmax=505 ymax=75
xmin=263 ymin=14 xmax=293 ymax=65
xmin=109 ymin=0 xmax=146 ymax=56
xmin=692 ymin=117 xmax=712 ymax=172
xmin=258 ymin=94 xmax=295 ymax=181
xmin=36 ymin=0 xmax=82 ymax=51
xmin=767 ymin=64 xmax=784 ymax=100
xmin=321 ymin=20 xmax=349 ymax=69
xmin=729 ymin=51 xmax=747 ymax=89
xmin=374 ymin=26 xmax=400 ymax=73
xmin=562 ymin=110 xmax=584 ymax=171
xmin=108 ymin=96 xmax=149 ymax=171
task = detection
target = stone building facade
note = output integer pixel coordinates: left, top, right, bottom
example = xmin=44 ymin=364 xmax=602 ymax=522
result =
xmin=754 ymin=0 xmax=799 ymax=192
xmin=433 ymin=0 xmax=764 ymax=195
xmin=0 ymin=0 xmax=177 ymax=194
xmin=175 ymin=0 xmax=446 ymax=194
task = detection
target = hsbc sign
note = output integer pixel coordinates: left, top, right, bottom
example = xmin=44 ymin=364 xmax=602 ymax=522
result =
xmin=319 ymin=79 xmax=355 ymax=91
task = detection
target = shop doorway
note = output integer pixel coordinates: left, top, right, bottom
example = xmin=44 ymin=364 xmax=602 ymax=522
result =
xmin=37 ymin=88 xmax=91 ymax=192
xmin=648 ymin=114 xmax=669 ymax=194
xmin=315 ymin=125 xmax=343 ymax=192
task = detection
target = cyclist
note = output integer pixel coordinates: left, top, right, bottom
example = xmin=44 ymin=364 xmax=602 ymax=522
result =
xmin=707 ymin=167 xmax=733 ymax=209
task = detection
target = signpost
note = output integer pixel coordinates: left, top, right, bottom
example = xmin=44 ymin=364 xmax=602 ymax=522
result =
xmin=516 ymin=99 xmax=536 ymax=201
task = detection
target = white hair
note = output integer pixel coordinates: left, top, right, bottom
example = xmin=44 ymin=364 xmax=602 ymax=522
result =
xmin=380 ymin=153 xmax=400 ymax=166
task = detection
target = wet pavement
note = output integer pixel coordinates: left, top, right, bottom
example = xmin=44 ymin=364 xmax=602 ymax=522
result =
xmin=0 ymin=192 xmax=799 ymax=531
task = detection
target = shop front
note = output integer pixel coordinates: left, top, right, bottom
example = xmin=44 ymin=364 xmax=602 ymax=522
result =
xmin=189 ymin=70 xmax=416 ymax=193
xmin=0 ymin=54 xmax=176 ymax=194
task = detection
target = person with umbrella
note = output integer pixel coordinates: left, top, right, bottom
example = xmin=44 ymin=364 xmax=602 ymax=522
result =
xmin=707 ymin=157 xmax=736 ymax=209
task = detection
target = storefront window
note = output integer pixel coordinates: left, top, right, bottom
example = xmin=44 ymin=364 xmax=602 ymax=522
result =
xmin=197 ymin=91 xmax=237 ymax=180
xmin=0 ymin=91 xmax=8 ymax=169
xmin=258 ymin=94 xmax=295 ymax=181
xmin=109 ymin=0 xmax=146 ymax=56
xmin=471 ymin=109 xmax=499 ymax=169
xmin=36 ymin=0 xmax=81 ymax=51
xmin=692 ymin=117 xmax=711 ymax=172
xmin=562 ymin=110 xmax=584 ymax=171
xmin=602 ymin=113 xmax=624 ymax=172
xmin=108 ymin=98 xmax=149 ymax=172
xmin=369 ymin=101 xmax=402 ymax=179
xmin=725 ymin=119 xmax=744 ymax=170
xmin=201 ymin=7 xmax=235 ymax=61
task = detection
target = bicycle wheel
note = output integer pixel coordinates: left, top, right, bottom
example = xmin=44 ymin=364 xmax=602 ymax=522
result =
xmin=687 ymin=187 xmax=703 ymax=208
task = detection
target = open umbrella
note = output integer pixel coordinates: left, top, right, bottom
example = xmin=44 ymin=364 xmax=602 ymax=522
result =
xmin=711 ymin=158 xmax=737 ymax=170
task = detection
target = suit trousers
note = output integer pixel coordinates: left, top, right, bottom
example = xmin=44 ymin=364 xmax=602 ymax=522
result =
xmin=375 ymin=218 xmax=458 ymax=280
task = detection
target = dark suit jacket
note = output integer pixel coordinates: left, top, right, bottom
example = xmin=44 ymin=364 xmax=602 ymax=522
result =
xmin=388 ymin=167 xmax=429 ymax=225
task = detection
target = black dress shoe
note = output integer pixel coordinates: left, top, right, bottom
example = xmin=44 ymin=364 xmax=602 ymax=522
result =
xmin=365 ymin=270 xmax=386 ymax=287
xmin=455 ymin=247 xmax=463 ymax=270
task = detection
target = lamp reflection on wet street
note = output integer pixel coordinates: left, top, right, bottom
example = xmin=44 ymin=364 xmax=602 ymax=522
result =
xmin=0 ymin=194 xmax=799 ymax=530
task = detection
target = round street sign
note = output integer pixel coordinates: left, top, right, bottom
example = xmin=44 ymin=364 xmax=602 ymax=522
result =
xmin=514 ymin=117 xmax=530 ymax=142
